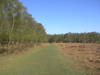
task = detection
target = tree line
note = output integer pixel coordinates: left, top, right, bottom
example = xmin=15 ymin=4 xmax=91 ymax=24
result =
xmin=0 ymin=0 xmax=100 ymax=54
xmin=48 ymin=32 xmax=100 ymax=43
xmin=0 ymin=0 xmax=47 ymax=46
xmin=0 ymin=0 xmax=47 ymax=54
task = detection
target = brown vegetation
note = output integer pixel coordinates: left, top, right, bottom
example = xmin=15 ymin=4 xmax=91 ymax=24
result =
xmin=56 ymin=43 xmax=100 ymax=70
xmin=0 ymin=43 xmax=47 ymax=55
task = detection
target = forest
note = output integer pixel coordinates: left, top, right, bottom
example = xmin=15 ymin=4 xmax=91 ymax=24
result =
xmin=0 ymin=0 xmax=47 ymax=44
xmin=0 ymin=0 xmax=47 ymax=54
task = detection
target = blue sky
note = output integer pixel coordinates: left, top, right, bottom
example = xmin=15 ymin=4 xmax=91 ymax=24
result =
xmin=19 ymin=0 xmax=100 ymax=34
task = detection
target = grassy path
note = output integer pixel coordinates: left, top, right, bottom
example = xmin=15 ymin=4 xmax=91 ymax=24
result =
xmin=0 ymin=45 xmax=94 ymax=75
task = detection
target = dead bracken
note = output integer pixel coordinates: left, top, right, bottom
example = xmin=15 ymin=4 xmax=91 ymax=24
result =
xmin=56 ymin=43 xmax=100 ymax=70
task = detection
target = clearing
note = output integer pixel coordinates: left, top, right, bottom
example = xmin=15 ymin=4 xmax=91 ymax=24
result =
xmin=0 ymin=44 xmax=100 ymax=75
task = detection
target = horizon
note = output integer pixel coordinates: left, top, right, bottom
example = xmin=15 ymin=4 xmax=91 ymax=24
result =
xmin=19 ymin=0 xmax=100 ymax=34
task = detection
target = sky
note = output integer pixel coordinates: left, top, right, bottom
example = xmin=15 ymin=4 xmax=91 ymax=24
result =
xmin=19 ymin=0 xmax=100 ymax=34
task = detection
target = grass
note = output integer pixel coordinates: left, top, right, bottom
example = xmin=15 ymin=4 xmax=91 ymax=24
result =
xmin=0 ymin=44 xmax=99 ymax=75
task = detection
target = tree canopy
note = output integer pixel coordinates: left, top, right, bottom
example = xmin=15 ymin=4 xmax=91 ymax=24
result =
xmin=0 ymin=0 xmax=47 ymax=45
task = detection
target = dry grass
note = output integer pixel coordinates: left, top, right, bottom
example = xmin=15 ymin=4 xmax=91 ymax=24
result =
xmin=55 ymin=43 xmax=100 ymax=70
xmin=0 ymin=43 xmax=48 ymax=55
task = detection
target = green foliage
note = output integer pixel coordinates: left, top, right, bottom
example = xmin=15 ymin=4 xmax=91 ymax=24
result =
xmin=0 ymin=0 xmax=46 ymax=45
xmin=48 ymin=32 xmax=100 ymax=43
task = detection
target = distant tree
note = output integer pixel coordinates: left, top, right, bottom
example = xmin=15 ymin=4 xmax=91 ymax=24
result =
xmin=47 ymin=32 xmax=100 ymax=43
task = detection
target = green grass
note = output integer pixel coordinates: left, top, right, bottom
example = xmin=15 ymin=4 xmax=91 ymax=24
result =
xmin=0 ymin=45 xmax=97 ymax=75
